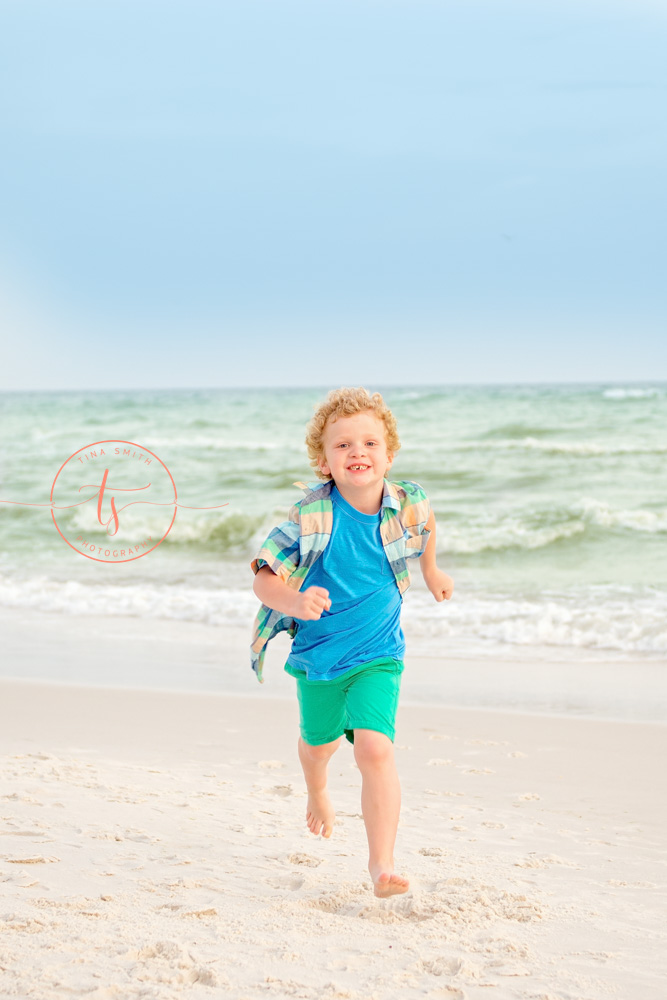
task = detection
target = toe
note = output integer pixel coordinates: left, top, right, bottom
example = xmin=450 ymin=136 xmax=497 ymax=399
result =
xmin=372 ymin=871 xmax=409 ymax=897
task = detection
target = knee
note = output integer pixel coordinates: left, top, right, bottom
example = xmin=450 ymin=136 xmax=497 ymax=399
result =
xmin=299 ymin=736 xmax=340 ymax=762
xmin=353 ymin=730 xmax=394 ymax=769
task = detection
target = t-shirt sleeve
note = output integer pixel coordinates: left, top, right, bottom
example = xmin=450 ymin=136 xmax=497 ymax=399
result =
xmin=395 ymin=480 xmax=432 ymax=559
xmin=250 ymin=518 xmax=301 ymax=584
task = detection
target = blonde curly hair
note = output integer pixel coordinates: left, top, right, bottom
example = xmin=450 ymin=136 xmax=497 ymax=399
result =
xmin=305 ymin=386 xmax=401 ymax=480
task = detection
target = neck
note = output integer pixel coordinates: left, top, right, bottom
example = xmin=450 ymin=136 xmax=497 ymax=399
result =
xmin=333 ymin=481 xmax=384 ymax=515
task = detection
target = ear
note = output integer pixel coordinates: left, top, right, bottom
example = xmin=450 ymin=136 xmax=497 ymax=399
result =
xmin=385 ymin=452 xmax=394 ymax=473
xmin=317 ymin=453 xmax=331 ymax=477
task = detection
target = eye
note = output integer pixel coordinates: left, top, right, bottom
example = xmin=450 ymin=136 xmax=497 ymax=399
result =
xmin=366 ymin=441 xmax=377 ymax=447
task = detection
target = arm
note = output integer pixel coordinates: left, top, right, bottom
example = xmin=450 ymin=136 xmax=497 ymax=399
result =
xmin=419 ymin=510 xmax=454 ymax=602
xmin=253 ymin=565 xmax=332 ymax=619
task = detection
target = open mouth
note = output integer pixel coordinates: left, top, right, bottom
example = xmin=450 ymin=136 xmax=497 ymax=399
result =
xmin=348 ymin=465 xmax=370 ymax=471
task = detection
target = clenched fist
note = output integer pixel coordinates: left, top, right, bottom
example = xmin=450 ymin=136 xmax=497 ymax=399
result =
xmin=294 ymin=586 xmax=332 ymax=620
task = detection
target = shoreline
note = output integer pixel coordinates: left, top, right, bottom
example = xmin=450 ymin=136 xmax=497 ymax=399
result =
xmin=2 ymin=605 xmax=666 ymax=724
xmin=2 ymin=671 xmax=667 ymax=729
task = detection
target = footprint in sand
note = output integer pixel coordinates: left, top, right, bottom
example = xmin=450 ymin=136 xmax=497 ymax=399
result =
xmin=4 ymin=855 xmax=59 ymax=864
xmin=0 ymin=871 xmax=39 ymax=887
xmin=267 ymin=874 xmax=305 ymax=891
xmin=2 ymin=793 xmax=42 ymax=805
xmin=420 ymin=956 xmax=463 ymax=976
xmin=485 ymin=960 xmax=531 ymax=977
xmin=265 ymin=785 xmax=294 ymax=797
xmin=514 ymin=854 xmax=580 ymax=869
xmin=182 ymin=907 xmax=218 ymax=919
xmin=123 ymin=830 xmax=158 ymax=844
xmin=288 ymin=852 xmax=323 ymax=867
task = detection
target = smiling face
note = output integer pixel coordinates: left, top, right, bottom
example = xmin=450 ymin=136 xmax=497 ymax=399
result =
xmin=316 ymin=411 xmax=394 ymax=500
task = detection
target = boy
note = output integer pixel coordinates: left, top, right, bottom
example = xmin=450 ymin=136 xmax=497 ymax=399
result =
xmin=250 ymin=387 xmax=453 ymax=898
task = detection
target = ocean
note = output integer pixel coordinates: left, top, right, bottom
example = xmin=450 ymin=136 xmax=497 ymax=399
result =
xmin=1 ymin=383 xmax=666 ymax=716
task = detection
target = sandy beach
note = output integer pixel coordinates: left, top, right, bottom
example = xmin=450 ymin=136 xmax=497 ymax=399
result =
xmin=1 ymin=658 xmax=665 ymax=998
xmin=3 ymin=0 xmax=667 ymax=991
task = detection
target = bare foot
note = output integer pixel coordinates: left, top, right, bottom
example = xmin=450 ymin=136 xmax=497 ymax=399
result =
xmin=306 ymin=789 xmax=335 ymax=838
xmin=370 ymin=866 xmax=410 ymax=898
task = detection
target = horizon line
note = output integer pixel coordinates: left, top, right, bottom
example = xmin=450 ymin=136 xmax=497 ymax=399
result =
xmin=2 ymin=378 xmax=667 ymax=395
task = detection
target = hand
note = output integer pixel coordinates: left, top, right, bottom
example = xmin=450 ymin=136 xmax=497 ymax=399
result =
xmin=424 ymin=568 xmax=454 ymax=602
xmin=293 ymin=586 xmax=332 ymax=620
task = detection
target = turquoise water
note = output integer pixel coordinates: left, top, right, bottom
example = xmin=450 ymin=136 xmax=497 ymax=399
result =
xmin=1 ymin=383 xmax=666 ymax=660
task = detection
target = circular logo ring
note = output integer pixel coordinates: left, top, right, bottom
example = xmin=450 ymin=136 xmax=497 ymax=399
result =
xmin=50 ymin=439 xmax=178 ymax=563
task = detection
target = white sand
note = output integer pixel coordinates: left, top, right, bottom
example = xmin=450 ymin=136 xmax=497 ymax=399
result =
xmin=1 ymin=677 xmax=665 ymax=999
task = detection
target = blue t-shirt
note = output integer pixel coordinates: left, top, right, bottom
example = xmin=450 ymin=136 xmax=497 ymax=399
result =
xmin=286 ymin=485 xmax=405 ymax=681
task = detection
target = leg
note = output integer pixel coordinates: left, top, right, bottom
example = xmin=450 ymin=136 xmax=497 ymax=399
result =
xmin=353 ymin=729 xmax=409 ymax=897
xmin=293 ymin=669 xmax=346 ymax=838
xmin=298 ymin=736 xmax=341 ymax=837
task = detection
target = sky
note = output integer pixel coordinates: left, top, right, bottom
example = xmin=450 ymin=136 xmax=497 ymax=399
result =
xmin=1 ymin=0 xmax=666 ymax=390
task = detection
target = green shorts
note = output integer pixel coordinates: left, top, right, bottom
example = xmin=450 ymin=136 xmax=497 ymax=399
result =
xmin=285 ymin=656 xmax=404 ymax=746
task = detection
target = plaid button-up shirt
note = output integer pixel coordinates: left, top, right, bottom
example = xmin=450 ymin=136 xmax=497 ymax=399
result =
xmin=249 ymin=477 xmax=431 ymax=682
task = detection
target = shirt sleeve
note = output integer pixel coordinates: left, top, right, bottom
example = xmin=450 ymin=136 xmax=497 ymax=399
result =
xmin=394 ymin=480 xmax=432 ymax=559
xmin=250 ymin=518 xmax=301 ymax=584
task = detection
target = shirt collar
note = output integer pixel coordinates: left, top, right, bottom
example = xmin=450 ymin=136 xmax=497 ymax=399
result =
xmin=293 ymin=478 xmax=400 ymax=512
